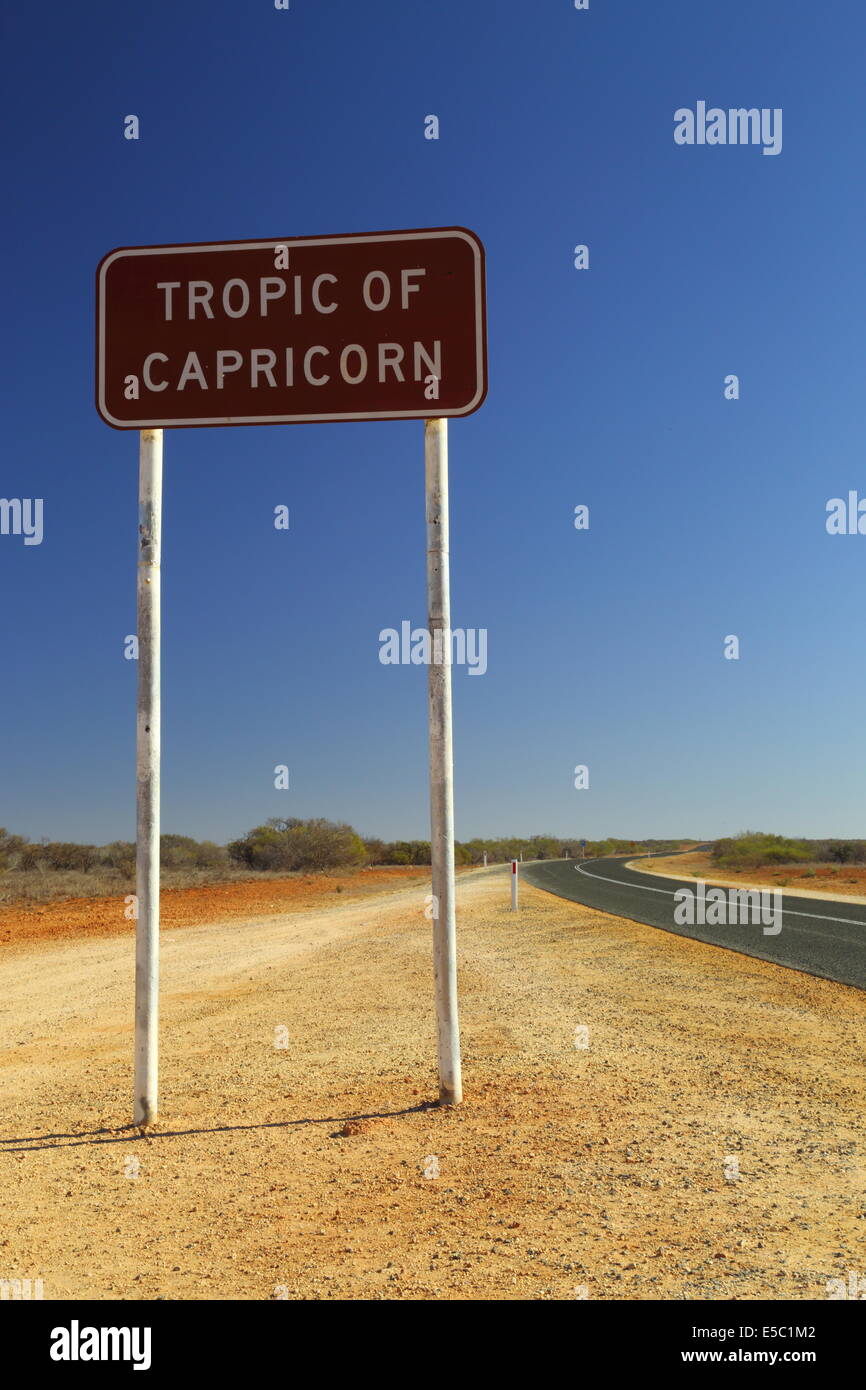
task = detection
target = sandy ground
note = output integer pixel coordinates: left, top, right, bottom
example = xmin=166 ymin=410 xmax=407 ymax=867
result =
xmin=636 ymin=852 xmax=866 ymax=906
xmin=1 ymin=867 xmax=864 ymax=1302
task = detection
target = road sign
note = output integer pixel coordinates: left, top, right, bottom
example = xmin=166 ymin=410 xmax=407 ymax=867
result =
xmin=96 ymin=227 xmax=487 ymax=429
xmin=97 ymin=224 xmax=487 ymax=1123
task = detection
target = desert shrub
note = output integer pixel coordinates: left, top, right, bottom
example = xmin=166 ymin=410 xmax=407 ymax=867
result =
xmin=228 ymin=817 xmax=366 ymax=873
xmin=102 ymin=840 xmax=136 ymax=873
xmin=713 ymin=833 xmax=810 ymax=869
xmin=386 ymin=842 xmax=407 ymax=865
xmin=761 ymin=844 xmax=806 ymax=865
xmin=378 ymin=840 xmax=431 ymax=865
xmin=822 ymin=840 xmax=866 ymax=865
xmin=0 ymin=829 xmax=27 ymax=869
xmin=159 ymin=834 xmax=200 ymax=869
xmin=527 ymin=835 xmax=561 ymax=860
xmin=193 ymin=840 xmax=228 ymax=869
xmin=44 ymin=842 xmax=98 ymax=872
xmin=713 ymin=832 xmax=866 ymax=870
xmin=18 ymin=843 xmax=44 ymax=871
xmin=227 ymin=824 xmax=283 ymax=869
xmin=156 ymin=834 xmax=229 ymax=871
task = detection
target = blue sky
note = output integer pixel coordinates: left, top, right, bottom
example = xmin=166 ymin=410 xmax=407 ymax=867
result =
xmin=3 ymin=0 xmax=865 ymax=845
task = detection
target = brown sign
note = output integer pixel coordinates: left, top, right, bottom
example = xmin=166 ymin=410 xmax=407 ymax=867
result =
xmin=95 ymin=227 xmax=487 ymax=429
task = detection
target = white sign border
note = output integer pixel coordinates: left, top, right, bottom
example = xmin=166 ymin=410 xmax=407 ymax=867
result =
xmin=96 ymin=228 xmax=486 ymax=429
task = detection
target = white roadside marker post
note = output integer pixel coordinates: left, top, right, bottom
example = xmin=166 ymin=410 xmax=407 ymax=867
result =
xmin=511 ymin=858 xmax=519 ymax=911
xmin=425 ymin=418 xmax=462 ymax=1106
xmin=134 ymin=427 xmax=162 ymax=1126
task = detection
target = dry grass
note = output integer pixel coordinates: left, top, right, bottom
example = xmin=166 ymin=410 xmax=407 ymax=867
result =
xmin=0 ymin=864 xmax=398 ymax=907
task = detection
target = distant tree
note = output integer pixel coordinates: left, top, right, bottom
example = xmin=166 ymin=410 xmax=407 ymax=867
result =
xmin=44 ymin=842 xmax=98 ymax=872
xmin=18 ymin=843 xmax=43 ymax=871
xmin=0 ymin=828 xmax=27 ymax=869
xmin=159 ymin=834 xmax=201 ymax=869
xmin=193 ymin=840 xmax=228 ymax=869
xmin=102 ymin=840 xmax=136 ymax=875
xmin=826 ymin=840 xmax=858 ymax=865
xmin=228 ymin=818 xmax=366 ymax=872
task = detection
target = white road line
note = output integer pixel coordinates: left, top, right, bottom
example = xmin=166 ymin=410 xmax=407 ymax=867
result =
xmin=572 ymin=864 xmax=866 ymax=930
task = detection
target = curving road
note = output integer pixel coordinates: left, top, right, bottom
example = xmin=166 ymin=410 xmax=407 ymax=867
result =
xmin=522 ymin=854 xmax=866 ymax=991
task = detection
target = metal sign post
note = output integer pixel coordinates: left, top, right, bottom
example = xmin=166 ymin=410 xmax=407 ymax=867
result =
xmin=134 ymin=427 xmax=162 ymax=1124
xmin=425 ymin=419 xmax=461 ymax=1106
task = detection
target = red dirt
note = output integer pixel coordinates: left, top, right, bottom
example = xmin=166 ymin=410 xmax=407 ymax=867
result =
xmin=0 ymin=867 xmax=433 ymax=949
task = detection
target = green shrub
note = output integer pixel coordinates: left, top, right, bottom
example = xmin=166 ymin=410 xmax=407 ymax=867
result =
xmin=228 ymin=818 xmax=366 ymax=873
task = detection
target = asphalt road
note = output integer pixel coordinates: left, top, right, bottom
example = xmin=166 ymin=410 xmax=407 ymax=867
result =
xmin=522 ymin=854 xmax=866 ymax=991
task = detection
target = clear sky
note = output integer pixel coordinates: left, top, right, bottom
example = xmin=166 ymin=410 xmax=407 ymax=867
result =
xmin=3 ymin=0 xmax=865 ymax=846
